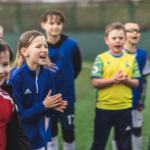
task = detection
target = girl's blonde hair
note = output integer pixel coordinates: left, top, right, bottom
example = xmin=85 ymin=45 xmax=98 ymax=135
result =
xmin=11 ymin=30 xmax=57 ymax=71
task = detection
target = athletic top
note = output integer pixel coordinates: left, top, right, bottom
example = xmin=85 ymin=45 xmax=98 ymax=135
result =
xmin=91 ymin=51 xmax=141 ymax=110
xmin=123 ymin=48 xmax=150 ymax=109
xmin=9 ymin=63 xmax=56 ymax=150
xmin=0 ymin=88 xmax=14 ymax=150
xmin=10 ymin=66 xmax=17 ymax=76
xmin=48 ymin=34 xmax=82 ymax=104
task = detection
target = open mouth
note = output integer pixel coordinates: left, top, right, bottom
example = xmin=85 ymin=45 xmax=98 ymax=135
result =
xmin=132 ymin=37 xmax=138 ymax=39
xmin=115 ymin=45 xmax=121 ymax=48
xmin=40 ymin=54 xmax=46 ymax=60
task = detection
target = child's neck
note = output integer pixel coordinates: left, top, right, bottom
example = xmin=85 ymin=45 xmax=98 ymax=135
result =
xmin=124 ymin=41 xmax=137 ymax=52
xmin=26 ymin=61 xmax=40 ymax=71
xmin=47 ymin=35 xmax=61 ymax=44
xmin=110 ymin=50 xmax=122 ymax=56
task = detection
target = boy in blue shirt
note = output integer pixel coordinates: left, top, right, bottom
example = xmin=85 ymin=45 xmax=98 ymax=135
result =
xmin=41 ymin=10 xmax=82 ymax=150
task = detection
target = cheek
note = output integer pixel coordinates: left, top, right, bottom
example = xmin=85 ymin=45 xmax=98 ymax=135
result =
xmin=5 ymin=66 xmax=10 ymax=75
xmin=108 ymin=41 xmax=115 ymax=48
xmin=127 ymin=34 xmax=132 ymax=39
xmin=58 ymin=25 xmax=63 ymax=31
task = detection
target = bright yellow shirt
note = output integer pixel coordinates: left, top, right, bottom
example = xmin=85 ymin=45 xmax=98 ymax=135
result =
xmin=91 ymin=51 xmax=141 ymax=110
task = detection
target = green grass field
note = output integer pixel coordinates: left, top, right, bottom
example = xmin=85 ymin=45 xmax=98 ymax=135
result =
xmin=57 ymin=61 xmax=150 ymax=150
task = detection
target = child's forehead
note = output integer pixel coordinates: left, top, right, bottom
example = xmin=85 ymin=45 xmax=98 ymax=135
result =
xmin=47 ymin=15 xmax=61 ymax=22
xmin=125 ymin=23 xmax=139 ymax=29
xmin=108 ymin=29 xmax=125 ymax=36
xmin=0 ymin=50 xmax=9 ymax=60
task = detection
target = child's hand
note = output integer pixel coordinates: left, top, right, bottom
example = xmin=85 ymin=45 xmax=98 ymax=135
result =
xmin=53 ymin=100 xmax=68 ymax=113
xmin=43 ymin=90 xmax=62 ymax=109
xmin=113 ymin=70 xmax=124 ymax=84
xmin=116 ymin=74 xmax=128 ymax=85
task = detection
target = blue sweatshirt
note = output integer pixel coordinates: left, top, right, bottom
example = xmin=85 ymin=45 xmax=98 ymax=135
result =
xmin=48 ymin=35 xmax=79 ymax=104
xmin=132 ymin=48 xmax=150 ymax=109
xmin=9 ymin=63 xmax=56 ymax=150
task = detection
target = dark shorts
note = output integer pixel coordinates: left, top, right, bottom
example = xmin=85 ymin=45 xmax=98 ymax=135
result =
xmin=91 ymin=108 xmax=132 ymax=150
xmin=51 ymin=103 xmax=75 ymax=130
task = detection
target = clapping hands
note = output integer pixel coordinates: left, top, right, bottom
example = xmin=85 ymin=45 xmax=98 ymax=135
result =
xmin=43 ymin=90 xmax=68 ymax=113
xmin=114 ymin=70 xmax=128 ymax=85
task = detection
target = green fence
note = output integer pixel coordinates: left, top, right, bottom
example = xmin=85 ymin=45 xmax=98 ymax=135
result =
xmin=0 ymin=1 xmax=150 ymax=33
xmin=3 ymin=31 xmax=150 ymax=60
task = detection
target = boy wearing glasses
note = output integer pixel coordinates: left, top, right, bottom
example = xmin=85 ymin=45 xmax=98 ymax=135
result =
xmin=112 ymin=22 xmax=150 ymax=150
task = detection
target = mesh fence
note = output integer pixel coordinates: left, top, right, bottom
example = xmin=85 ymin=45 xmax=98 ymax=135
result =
xmin=0 ymin=1 xmax=150 ymax=33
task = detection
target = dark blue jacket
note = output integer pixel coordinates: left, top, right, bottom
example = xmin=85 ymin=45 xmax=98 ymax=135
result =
xmin=9 ymin=63 xmax=56 ymax=150
xmin=132 ymin=48 xmax=148 ymax=109
xmin=48 ymin=35 xmax=81 ymax=104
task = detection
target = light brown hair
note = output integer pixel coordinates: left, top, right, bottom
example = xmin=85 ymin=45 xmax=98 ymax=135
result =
xmin=41 ymin=9 xmax=65 ymax=23
xmin=105 ymin=22 xmax=126 ymax=37
xmin=11 ymin=30 xmax=57 ymax=70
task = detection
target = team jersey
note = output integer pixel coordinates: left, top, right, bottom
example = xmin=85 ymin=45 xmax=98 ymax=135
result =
xmin=91 ymin=51 xmax=141 ymax=110
xmin=48 ymin=35 xmax=78 ymax=104
xmin=123 ymin=48 xmax=150 ymax=109
xmin=9 ymin=63 xmax=56 ymax=150
xmin=0 ymin=88 xmax=14 ymax=150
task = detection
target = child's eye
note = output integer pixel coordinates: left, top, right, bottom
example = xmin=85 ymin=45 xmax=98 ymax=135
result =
xmin=57 ymin=22 xmax=61 ymax=25
xmin=3 ymin=63 xmax=9 ymax=67
xmin=45 ymin=45 xmax=48 ymax=48
xmin=50 ymin=22 xmax=54 ymax=25
xmin=36 ymin=45 xmax=41 ymax=48
xmin=112 ymin=37 xmax=116 ymax=40
xmin=119 ymin=37 xmax=123 ymax=40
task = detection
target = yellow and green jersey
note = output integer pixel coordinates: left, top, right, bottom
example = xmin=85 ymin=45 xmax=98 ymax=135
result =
xmin=91 ymin=51 xmax=141 ymax=110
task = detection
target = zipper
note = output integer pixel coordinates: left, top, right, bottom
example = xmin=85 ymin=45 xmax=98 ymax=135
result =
xmin=36 ymin=71 xmax=39 ymax=93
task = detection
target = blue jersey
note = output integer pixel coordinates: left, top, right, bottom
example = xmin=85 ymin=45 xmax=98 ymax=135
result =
xmin=9 ymin=63 xmax=56 ymax=150
xmin=124 ymin=48 xmax=150 ymax=109
xmin=48 ymin=36 xmax=78 ymax=104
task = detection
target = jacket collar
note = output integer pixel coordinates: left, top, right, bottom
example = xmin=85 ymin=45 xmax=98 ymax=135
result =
xmin=23 ymin=63 xmax=44 ymax=77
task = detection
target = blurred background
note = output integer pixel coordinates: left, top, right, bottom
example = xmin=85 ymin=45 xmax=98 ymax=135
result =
xmin=1 ymin=0 xmax=150 ymax=150
xmin=0 ymin=0 xmax=150 ymax=60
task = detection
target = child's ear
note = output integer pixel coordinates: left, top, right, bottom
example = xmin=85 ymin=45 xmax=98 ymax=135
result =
xmin=104 ymin=37 xmax=109 ymax=45
xmin=21 ymin=48 xmax=29 ymax=57
xmin=41 ymin=22 xmax=45 ymax=30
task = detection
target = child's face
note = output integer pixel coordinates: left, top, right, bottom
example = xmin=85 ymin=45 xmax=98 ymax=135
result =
xmin=0 ymin=29 xmax=3 ymax=39
xmin=125 ymin=23 xmax=140 ymax=45
xmin=0 ymin=50 xmax=10 ymax=86
xmin=105 ymin=29 xmax=126 ymax=55
xmin=41 ymin=15 xmax=63 ymax=37
xmin=22 ymin=36 xmax=48 ymax=70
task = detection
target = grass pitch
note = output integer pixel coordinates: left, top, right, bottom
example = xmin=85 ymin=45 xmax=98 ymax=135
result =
xmin=57 ymin=62 xmax=150 ymax=150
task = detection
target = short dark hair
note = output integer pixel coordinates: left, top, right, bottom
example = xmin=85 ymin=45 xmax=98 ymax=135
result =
xmin=41 ymin=10 xmax=65 ymax=23
xmin=105 ymin=22 xmax=126 ymax=37
xmin=0 ymin=39 xmax=13 ymax=61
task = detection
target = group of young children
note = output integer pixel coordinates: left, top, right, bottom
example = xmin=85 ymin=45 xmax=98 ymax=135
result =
xmin=0 ymin=9 xmax=149 ymax=150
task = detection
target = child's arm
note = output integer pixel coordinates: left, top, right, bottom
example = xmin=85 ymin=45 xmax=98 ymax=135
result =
xmin=116 ymin=58 xmax=141 ymax=88
xmin=138 ymin=77 xmax=147 ymax=111
xmin=9 ymin=78 xmax=61 ymax=124
xmin=119 ymin=76 xmax=139 ymax=88
xmin=92 ymin=78 xmax=116 ymax=88
xmin=92 ymin=70 xmax=124 ymax=88
xmin=73 ymin=46 xmax=82 ymax=79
